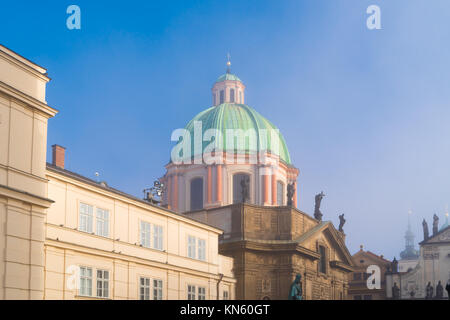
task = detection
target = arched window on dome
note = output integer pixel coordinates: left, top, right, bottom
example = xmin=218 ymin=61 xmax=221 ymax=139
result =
xmin=233 ymin=173 xmax=251 ymax=204
xmin=190 ymin=178 xmax=203 ymax=211
xmin=276 ymin=181 xmax=284 ymax=205
xmin=230 ymin=89 xmax=235 ymax=103
xmin=220 ymin=90 xmax=225 ymax=104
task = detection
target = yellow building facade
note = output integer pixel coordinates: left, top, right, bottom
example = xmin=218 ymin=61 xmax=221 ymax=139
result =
xmin=0 ymin=45 xmax=235 ymax=300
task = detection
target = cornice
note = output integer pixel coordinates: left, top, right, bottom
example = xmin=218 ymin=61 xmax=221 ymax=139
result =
xmin=0 ymin=183 xmax=54 ymax=208
xmin=0 ymin=80 xmax=58 ymax=118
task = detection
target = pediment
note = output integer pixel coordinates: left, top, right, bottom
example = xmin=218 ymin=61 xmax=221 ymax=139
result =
xmin=422 ymin=226 xmax=450 ymax=244
xmin=295 ymin=221 xmax=354 ymax=267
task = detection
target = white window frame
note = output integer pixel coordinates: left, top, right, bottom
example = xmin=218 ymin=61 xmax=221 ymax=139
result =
xmin=140 ymin=221 xmax=151 ymax=248
xmin=96 ymin=269 xmax=109 ymax=298
xmin=187 ymin=285 xmax=196 ymax=300
xmin=140 ymin=277 xmax=151 ymax=300
xmin=198 ymin=286 xmax=206 ymax=300
xmin=96 ymin=208 xmax=109 ymax=237
xmin=153 ymin=225 xmax=163 ymax=251
xmin=153 ymin=279 xmax=163 ymax=300
xmin=79 ymin=266 xmax=93 ymax=297
xmin=187 ymin=235 xmax=206 ymax=261
xmin=79 ymin=203 xmax=93 ymax=233
xmin=198 ymin=239 xmax=206 ymax=261
xmin=188 ymin=235 xmax=196 ymax=259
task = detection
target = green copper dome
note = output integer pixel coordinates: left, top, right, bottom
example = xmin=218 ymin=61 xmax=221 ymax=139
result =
xmin=216 ymin=73 xmax=242 ymax=83
xmin=182 ymin=103 xmax=292 ymax=165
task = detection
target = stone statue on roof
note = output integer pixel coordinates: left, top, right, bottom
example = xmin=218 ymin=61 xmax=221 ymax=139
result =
xmin=338 ymin=214 xmax=346 ymax=233
xmin=240 ymin=175 xmax=250 ymax=203
xmin=287 ymin=182 xmax=295 ymax=206
xmin=433 ymin=214 xmax=439 ymax=235
xmin=314 ymin=191 xmax=325 ymax=221
xmin=422 ymin=219 xmax=429 ymax=241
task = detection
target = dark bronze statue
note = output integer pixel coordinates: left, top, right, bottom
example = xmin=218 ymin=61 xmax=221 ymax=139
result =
xmin=446 ymin=280 xmax=450 ymax=300
xmin=338 ymin=214 xmax=346 ymax=232
xmin=392 ymin=282 xmax=400 ymax=299
xmin=240 ymin=176 xmax=250 ymax=203
xmin=422 ymin=219 xmax=429 ymax=241
xmin=391 ymin=257 xmax=398 ymax=273
xmin=433 ymin=214 xmax=439 ymax=236
xmin=287 ymin=182 xmax=295 ymax=206
xmin=436 ymin=281 xmax=443 ymax=299
xmin=288 ymin=274 xmax=303 ymax=300
xmin=425 ymin=282 xmax=434 ymax=299
xmin=314 ymin=191 xmax=325 ymax=221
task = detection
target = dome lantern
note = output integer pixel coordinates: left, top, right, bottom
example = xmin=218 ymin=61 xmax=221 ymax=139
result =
xmin=212 ymin=56 xmax=245 ymax=106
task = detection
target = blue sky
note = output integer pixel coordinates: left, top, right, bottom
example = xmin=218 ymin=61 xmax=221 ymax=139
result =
xmin=2 ymin=0 xmax=450 ymax=259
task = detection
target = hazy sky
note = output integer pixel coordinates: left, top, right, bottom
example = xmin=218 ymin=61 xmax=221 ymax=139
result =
xmin=2 ymin=0 xmax=450 ymax=259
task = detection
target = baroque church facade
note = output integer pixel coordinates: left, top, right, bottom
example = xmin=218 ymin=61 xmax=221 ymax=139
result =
xmin=164 ymin=65 xmax=355 ymax=300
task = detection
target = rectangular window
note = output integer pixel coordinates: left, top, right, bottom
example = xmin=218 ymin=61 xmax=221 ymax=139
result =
xmin=230 ymin=89 xmax=235 ymax=102
xmin=140 ymin=277 xmax=151 ymax=300
xmin=140 ymin=221 xmax=151 ymax=248
xmin=219 ymin=90 xmax=224 ymax=104
xmin=153 ymin=225 xmax=163 ymax=251
xmin=363 ymin=295 xmax=372 ymax=300
xmin=197 ymin=239 xmax=206 ymax=261
xmin=223 ymin=290 xmax=229 ymax=300
xmin=198 ymin=287 xmax=206 ymax=300
xmin=318 ymin=245 xmax=326 ymax=274
xmin=354 ymin=295 xmax=362 ymax=300
xmin=153 ymin=279 xmax=163 ymax=300
xmin=187 ymin=285 xmax=196 ymax=300
xmin=96 ymin=269 xmax=109 ymax=298
xmin=79 ymin=203 xmax=93 ymax=233
xmin=96 ymin=208 xmax=109 ymax=237
xmin=188 ymin=235 xmax=196 ymax=259
xmin=79 ymin=266 xmax=92 ymax=297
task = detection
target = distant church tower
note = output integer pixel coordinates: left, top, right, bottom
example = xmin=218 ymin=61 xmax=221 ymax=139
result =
xmin=162 ymin=58 xmax=299 ymax=213
xmin=399 ymin=211 xmax=419 ymax=272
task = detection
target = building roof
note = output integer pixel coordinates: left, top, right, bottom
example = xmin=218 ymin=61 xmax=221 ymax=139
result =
xmin=215 ymin=73 xmax=242 ymax=83
xmin=352 ymin=247 xmax=391 ymax=264
xmin=46 ymin=163 xmax=223 ymax=232
xmin=180 ymin=103 xmax=292 ymax=165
